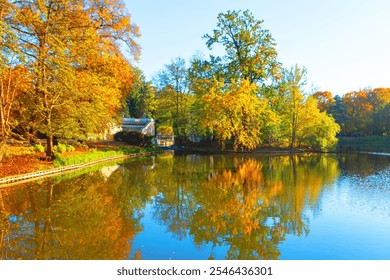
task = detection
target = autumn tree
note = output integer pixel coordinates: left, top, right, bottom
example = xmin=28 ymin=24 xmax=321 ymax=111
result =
xmin=298 ymin=97 xmax=340 ymax=151
xmin=341 ymin=90 xmax=374 ymax=136
xmin=199 ymin=79 xmax=269 ymax=151
xmin=203 ymin=10 xmax=280 ymax=84
xmin=369 ymin=88 xmax=390 ymax=135
xmin=270 ymin=65 xmax=340 ymax=151
xmin=188 ymin=10 xmax=281 ymax=150
xmin=0 ymin=1 xmax=31 ymax=161
xmin=4 ymin=0 xmax=140 ymax=158
xmin=278 ymin=65 xmax=307 ymax=150
xmin=312 ymin=91 xmax=335 ymax=112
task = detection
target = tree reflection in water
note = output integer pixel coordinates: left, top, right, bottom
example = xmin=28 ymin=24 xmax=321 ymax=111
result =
xmin=0 ymin=158 xmax=156 ymax=260
xmin=0 ymin=154 xmax=345 ymax=259
xmin=149 ymin=154 xmax=340 ymax=259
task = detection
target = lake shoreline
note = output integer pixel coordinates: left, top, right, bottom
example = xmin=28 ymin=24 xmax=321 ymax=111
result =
xmin=0 ymin=150 xmax=159 ymax=187
xmin=170 ymin=145 xmax=325 ymax=156
xmin=2 ymin=135 xmax=389 ymax=184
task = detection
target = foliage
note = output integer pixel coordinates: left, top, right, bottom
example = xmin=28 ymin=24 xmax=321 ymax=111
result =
xmin=202 ymin=10 xmax=280 ymax=83
xmin=125 ymin=68 xmax=156 ymax=118
xmin=198 ymin=79 xmax=267 ymax=150
xmin=114 ymin=130 xmax=153 ymax=146
xmin=312 ymin=91 xmax=335 ymax=112
xmin=265 ymin=65 xmax=340 ymax=151
xmin=157 ymin=125 xmax=173 ymax=135
xmin=66 ymin=144 xmax=75 ymax=152
xmin=298 ymin=97 xmax=340 ymax=151
xmin=33 ymin=144 xmax=45 ymax=153
xmin=3 ymin=0 xmax=140 ymax=158
xmin=53 ymin=146 xmax=155 ymax=167
xmin=316 ymin=88 xmax=390 ymax=137
xmin=0 ymin=3 xmax=31 ymax=161
xmin=153 ymin=57 xmax=193 ymax=143
xmin=56 ymin=143 xmax=67 ymax=154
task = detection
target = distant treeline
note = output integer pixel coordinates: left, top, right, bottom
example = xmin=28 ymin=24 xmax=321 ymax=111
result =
xmin=313 ymin=88 xmax=390 ymax=136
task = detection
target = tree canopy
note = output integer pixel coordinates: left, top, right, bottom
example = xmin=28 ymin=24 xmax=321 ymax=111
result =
xmin=2 ymin=5 xmax=388 ymax=159
xmin=203 ymin=10 xmax=280 ymax=84
xmin=1 ymin=0 xmax=140 ymax=158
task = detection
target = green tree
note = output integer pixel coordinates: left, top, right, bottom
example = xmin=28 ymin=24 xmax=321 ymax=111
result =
xmin=273 ymin=65 xmax=340 ymax=151
xmin=278 ymin=65 xmax=307 ymax=150
xmin=126 ymin=68 xmax=156 ymax=118
xmin=203 ymin=10 xmax=280 ymax=84
xmin=154 ymin=57 xmax=192 ymax=143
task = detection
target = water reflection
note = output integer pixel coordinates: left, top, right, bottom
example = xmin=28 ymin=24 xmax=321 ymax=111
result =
xmin=0 ymin=158 xmax=156 ymax=259
xmin=148 ymin=154 xmax=340 ymax=259
xmin=1 ymin=153 xmax=389 ymax=259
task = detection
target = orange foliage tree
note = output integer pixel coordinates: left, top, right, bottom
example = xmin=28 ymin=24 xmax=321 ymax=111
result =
xmin=3 ymin=0 xmax=140 ymax=158
xmin=1 ymin=2 xmax=31 ymax=161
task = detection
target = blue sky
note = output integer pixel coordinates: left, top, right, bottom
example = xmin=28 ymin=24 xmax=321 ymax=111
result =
xmin=125 ymin=0 xmax=390 ymax=95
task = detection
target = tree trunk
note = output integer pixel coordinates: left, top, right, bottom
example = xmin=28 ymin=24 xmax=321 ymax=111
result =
xmin=46 ymin=135 xmax=54 ymax=160
xmin=290 ymin=112 xmax=296 ymax=152
xmin=0 ymin=141 xmax=5 ymax=163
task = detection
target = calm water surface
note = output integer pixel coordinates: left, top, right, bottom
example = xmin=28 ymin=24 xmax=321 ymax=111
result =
xmin=1 ymin=152 xmax=389 ymax=260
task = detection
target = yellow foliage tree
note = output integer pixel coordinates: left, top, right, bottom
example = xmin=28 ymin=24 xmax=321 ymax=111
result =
xmin=4 ymin=0 xmax=139 ymax=158
xmin=200 ymin=79 xmax=268 ymax=151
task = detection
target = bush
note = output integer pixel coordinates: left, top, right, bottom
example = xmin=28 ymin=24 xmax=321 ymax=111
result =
xmin=114 ymin=130 xmax=153 ymax=146
xmin=33 ymin=144 xmax=45 ymax=153
xmin=74 ymin=141 xmax=89 ymax=150
xmin=57 ymin=143 xmax=67 ymax=153
xmin=66 ymin=144 xmax=75 ymax=152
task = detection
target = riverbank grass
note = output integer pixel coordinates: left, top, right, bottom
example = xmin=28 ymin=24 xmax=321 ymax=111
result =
xmin=53 ymin=146 xmax=159 ymax=167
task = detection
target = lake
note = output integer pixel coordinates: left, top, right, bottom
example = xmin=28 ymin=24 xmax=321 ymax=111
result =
xmin=1 ymin=152 xmax=389 ymax=260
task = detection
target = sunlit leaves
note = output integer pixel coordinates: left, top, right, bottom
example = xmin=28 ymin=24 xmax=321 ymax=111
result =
xmin=2 ymin=0 xmax=140 ymax=157
xmin=199 ymin=79 xmax=266 ymax=151
xmin=203 ymin=10 xmax=280 ymax=83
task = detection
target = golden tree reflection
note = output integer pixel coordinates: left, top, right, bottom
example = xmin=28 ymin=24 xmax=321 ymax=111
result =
xmin=0 ymin=158 xmax=156 ymax=259
xmin=150 ymin=154 xmax=340 ymax=259
xmin=0 ymin=154 xmax=344 ymax=260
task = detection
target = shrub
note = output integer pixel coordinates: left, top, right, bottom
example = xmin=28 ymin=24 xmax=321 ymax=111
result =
xmin=113 ymin=130 xmax=125 ymax=142
xmin=57 ymin=143 xmax=67 ymax=153
xmin=114 ymin=130 xmax=153 ymax=146
xmin=33 ymin=144 xmax=45 ymax=153
xmin=66 ymin=144 xmax=75 ymax=152
xmin=74 ymin=141 xmax=89 ymax=150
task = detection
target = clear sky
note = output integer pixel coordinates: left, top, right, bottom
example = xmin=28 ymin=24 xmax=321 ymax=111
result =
xmin=125 ymin=0 xmax=390 ymax=95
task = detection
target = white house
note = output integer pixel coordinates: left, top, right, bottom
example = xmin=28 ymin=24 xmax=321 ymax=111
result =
xmin=121 ymin=118 xmax=155 ymax=135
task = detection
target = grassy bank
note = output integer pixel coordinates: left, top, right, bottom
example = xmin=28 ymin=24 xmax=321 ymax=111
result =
xmin=53 ymin=146 xmax=160 ymax=167
xmin=0 ymin=142 xmax=160 ymax=178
